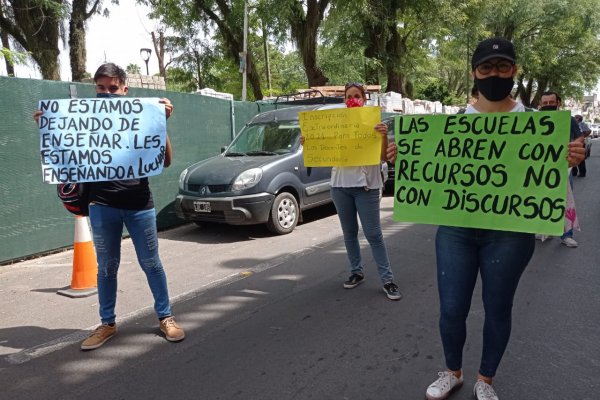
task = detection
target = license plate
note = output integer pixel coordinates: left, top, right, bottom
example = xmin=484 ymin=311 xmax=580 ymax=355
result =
xmin=193 ymin=201 xmax=211 ymax=213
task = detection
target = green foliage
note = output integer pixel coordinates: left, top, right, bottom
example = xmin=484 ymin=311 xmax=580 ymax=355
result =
xmin=0 ymin=0 xmax=66 ymax=79
xmin=8 ymin=0 xmax=597 ymax=105
xmin=466 ymin=0 xmax=600 ymax=104
xmin=414 ymin=78 xmax=463 ymax=105
xmin=0 ymin=47 xmax=28 ymax=65
xmin=126 ymin=63 xmax=141 ymax=74
xmin=263 ymin=50 xmax=307 ymax=95
xmin=166 ymin=67 xmax=198 ymax=93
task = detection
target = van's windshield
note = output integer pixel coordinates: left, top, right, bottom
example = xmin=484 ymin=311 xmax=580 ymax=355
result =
xmin=224 ymin=122 xmax=301 ymax=156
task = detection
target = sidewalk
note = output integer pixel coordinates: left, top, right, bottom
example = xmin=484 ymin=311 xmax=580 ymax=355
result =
xmin=0 ymin=200 xmax=353 ymax=362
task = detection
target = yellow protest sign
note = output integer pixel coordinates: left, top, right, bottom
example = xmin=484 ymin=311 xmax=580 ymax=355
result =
xmin=299 ymin=106 xmax=382 ymax=166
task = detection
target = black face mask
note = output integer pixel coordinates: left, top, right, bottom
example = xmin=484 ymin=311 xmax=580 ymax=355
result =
xmin=96 ymin=93 xmax=123 ymax=98
xmin=539 ymin=105 xmax=558 ymax=111
xmin=474 ymin=76 xmax=514 ymax=102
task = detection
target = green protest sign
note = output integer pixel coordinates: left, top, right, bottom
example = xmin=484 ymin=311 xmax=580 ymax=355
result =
xmin=392 ymin=111 xmax=571 ymax=236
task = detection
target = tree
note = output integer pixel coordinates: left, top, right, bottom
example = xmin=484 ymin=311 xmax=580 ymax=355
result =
xmin=320 ymin=0 xmax=462 ymax=98
xmin=263 ymin=0 xmax=330 ymax=87
xmin=0 ymin=44 xmax=27 ymax=75
xmin=150 ymin=29 xmax=168 ymax=77
xmin=0 ymin=0 xmax=67 ymax=80
xmin=146 ymin=0 xmax=264 ymax=99
xmin=69 ymin=1 xmax=119 ymax=82
xmin=192 ymin=0 xmax=264 ymax=99
xmin=126 ymin=63 xmax=141 ymax=74
xmin=165 ymin=66 xmax=198 ymax=92
xmin=0 ymin=27 xmax=14 ymax=75
xmin=137 ymin=1 xmax=170 ymax=78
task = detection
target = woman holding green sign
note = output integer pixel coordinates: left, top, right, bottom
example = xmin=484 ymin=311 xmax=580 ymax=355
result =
xmin=400 ymin=38 xmax=586 ymax=400
xmin=300 ymin=83 xmax=401 ymax=301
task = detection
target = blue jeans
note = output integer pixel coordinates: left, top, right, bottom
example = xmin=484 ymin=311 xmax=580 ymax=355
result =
xmin=435 ymin=226 xmax=535 ymax=377
xmin=331 ymin=187 xmax=394 ymax=284
xmin=89 ymin=204 xmax=172 ymax=324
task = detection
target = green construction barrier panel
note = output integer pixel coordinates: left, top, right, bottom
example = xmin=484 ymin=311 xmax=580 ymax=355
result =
xmin=0 ymin=76 xmax=258 ymax=264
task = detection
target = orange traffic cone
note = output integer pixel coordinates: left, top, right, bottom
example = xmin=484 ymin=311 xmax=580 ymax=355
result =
xmin=57 ymin=216 xmax=98 ymax=298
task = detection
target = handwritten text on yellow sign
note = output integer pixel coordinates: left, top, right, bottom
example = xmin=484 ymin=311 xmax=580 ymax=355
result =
xmin=299 ymin=106 xmax=381 ymax=166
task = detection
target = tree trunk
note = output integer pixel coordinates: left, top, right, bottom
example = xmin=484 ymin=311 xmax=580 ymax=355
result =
xmin=386 ymin=67 xmax=408 ymax=96
xmin=193 ymin=0 xmax=263 ymax=99
xmin=193 ymin=48 xmax=204 ymax=89
xmin=0 ymin=0 xmax=63 ymax=80
xmin=151 ymin=30 xmax=167 ymax=77
xmin=383 ymin=17 xmax=408 ymax=96
xmin=362 ymin=0 xmax=410 ymax=95
xmin=288 ymin=0 xmax=329 ymax=87
xmin=69 ymin=0 xmax=89 ymax=82
xmin=363 ymin=26 xmax=383 ymax=85
xmin=246 ymin=51 xmax=263 ymax=100
xmin=1 ymin=28 xmax=14 ymax=76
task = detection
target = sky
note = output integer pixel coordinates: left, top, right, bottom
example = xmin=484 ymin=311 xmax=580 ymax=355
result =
xmin=3 ymin=2 xmax=159 ymax=80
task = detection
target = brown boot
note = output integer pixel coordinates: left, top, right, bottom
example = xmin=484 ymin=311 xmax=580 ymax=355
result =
xmin=159 ymin=316 xmax=185 ymax=342
xmin=81 ymin=324 xmax=117 ymax=350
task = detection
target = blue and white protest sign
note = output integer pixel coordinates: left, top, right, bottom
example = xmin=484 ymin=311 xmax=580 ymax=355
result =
xmin=38 ymin=97 xmax=167 ymax=183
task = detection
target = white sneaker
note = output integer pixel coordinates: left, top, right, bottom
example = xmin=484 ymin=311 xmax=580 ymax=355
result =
xmin=425 ymin=371 xmax=463 ymax=400
xmin=561 ymin=237 xmax=578 ymax=247
xmin=473 ymin=380 xmax=499 ymax=400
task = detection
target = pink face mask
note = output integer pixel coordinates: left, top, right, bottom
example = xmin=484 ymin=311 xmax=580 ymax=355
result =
xmin=345 ymin=97 xmax=364 ymax=108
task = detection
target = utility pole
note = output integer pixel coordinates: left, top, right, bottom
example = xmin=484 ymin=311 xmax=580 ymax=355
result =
xmin=241 ymin=0 xmax=248 ymax=101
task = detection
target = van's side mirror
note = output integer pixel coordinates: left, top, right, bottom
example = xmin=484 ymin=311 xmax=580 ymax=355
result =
xmin=220 ymin=146 xmax=227 ymax=153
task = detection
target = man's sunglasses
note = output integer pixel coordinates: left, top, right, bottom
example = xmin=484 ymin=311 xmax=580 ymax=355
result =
xmin=475 ymin=61 xmax=514 ymax=75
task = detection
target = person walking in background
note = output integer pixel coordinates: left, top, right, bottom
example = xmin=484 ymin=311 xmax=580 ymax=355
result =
xmin=301 ymin=83 xmax=401 ymax=301
xmin=539 ymin=91 xmax=582 ymax=247
xmin=572 ymin=114 xmax=591 ymax=177
xmin=383 ymin=38 xmax=586 ymax=400
xmin=34 ymin=63 xmax=185 ymax=350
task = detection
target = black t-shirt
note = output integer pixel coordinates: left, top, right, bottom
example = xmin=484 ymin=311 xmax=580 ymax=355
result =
xmin=88 ymin=178 xmax=153 ymax=210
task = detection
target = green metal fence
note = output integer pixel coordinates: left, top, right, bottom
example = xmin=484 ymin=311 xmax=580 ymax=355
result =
xmin=0 ymin=76 xmax=275 ymax=264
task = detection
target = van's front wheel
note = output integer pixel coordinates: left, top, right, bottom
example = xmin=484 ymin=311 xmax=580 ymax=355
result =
xmin=267 ymin=192 xmax=299 ymax=235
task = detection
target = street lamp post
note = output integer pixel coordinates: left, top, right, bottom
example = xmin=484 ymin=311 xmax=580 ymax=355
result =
xmin=140 ymin=48 xmax=152 ymax=75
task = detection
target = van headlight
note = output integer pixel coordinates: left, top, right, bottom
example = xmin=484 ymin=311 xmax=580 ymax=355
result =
xmin=232 ymin=168 xmax=262 ymax=191
xmin=178 ymin=168 xmax=188 ymax=190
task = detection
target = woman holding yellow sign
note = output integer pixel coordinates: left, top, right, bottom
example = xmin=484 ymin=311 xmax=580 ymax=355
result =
xmin=301 ymin=83 xmax=401 ymax=301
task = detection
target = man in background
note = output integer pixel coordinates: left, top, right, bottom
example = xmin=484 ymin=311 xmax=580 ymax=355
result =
xmin=538 ymin=91 xmax=582 ymax=247
xmin=572 ymin=114 xmax=591 ymax=177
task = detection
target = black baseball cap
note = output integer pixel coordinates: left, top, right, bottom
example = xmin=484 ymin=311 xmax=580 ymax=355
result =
xmin=471 ymin=37 xmax=516 ymax=69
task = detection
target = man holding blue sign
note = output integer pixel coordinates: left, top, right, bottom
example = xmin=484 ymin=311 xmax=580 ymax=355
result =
xmin=34 ymin=63 xmax=184 ymax=350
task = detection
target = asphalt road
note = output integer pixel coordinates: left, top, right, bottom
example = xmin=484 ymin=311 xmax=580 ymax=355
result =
xmin=1 ymin=144 xmax=599 ymax=400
